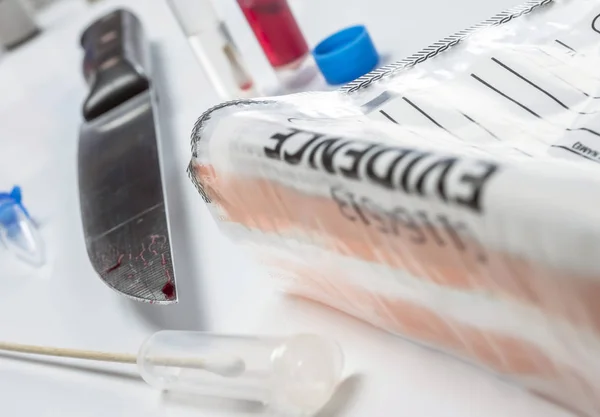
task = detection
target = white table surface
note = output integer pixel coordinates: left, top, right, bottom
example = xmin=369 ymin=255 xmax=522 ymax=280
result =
xmin=0 ymin=0 xmax=576 ymax=416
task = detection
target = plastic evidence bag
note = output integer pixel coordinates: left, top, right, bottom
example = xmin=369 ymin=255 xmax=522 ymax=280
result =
xmin=189 ymin=0 xmax=600 ymax=414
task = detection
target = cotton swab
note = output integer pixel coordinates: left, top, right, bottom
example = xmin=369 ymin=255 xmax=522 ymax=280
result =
xmin=0 ymin=331 xmax=344 ymax=415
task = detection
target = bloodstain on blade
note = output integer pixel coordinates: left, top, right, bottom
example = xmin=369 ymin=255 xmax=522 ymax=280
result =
xmin=104 ymin=254 xmax=124 ymax=273
xmin=161 ymin=269 xmax=176 ymax=300
xmin=99 ymin=234 xmax=175 ymax=302
xmin=161 ymin=281 xmax=176 ymax=299
xmin=138 ymin=243 xmax=148 ymax=265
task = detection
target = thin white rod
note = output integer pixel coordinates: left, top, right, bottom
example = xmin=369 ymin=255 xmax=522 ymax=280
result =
xmin=0 ymin=341 xmax=208 ymax=368
xmin=0 ymin=341 xmax=138 ymax=364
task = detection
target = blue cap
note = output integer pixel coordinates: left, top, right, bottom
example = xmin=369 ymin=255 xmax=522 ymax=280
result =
xmin=312 ymin=25 xmax=379 ymax=86
xmin=0 ymin=186 xmax=28 ymax=230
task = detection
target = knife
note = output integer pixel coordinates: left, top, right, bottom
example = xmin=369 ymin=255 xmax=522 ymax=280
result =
xmin=77 ymin=9 xmax=177 ymax=304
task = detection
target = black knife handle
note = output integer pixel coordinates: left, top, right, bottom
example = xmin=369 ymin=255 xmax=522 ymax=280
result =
xmin=80 ymin=9 xmax=150 ymax=121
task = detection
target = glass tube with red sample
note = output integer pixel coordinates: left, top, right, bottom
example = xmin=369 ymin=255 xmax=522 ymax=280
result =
xmin=237 ymin=0 xmax=316 ymax=91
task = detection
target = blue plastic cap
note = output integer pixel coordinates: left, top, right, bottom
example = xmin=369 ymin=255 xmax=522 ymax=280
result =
xmin=0 ymin=186 xmax=27 ymax=229
xmin=312 ymin=25 xmax=379 ymax=86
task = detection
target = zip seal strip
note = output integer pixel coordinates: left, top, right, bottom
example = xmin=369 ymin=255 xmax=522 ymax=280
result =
xmin=342 ymin=0 xmax=554 ymax=92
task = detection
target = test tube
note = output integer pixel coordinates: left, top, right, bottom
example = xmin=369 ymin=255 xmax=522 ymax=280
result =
xmin=167 ymin=0 xmax=258 ymax=100
xmin=137 ymin=331 xmax=344 ymax=414
xmin=236 ymin=0 xmax=316 ymax=91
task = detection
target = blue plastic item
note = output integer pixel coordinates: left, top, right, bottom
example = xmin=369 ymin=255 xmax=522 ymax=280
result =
xmin=0 ymin=186 xmax=28 ymax=228
xmin=312 ymin=25 xmax=379 ymax=86
xmin=0 ymin=186 xmax=45 ymax=267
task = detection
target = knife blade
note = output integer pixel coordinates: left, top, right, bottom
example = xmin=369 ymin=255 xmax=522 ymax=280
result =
xmin=77 ymin=9 xmax=177 ymax=304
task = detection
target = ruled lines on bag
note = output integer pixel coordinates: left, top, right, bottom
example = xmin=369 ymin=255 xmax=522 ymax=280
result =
xmin=364 ymin=34 xmax=600 ymax=163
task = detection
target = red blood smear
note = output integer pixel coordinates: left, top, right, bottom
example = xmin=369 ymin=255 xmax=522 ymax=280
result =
xmin=237 ymin=0 xmax=308 ymax=68
xmin=240 ymin=81 xmax=254 ymax=91
xmin=161 ymin=281 xmax=176 ymax=300
xmin=105 ymin=254 xmax=124 ymax=273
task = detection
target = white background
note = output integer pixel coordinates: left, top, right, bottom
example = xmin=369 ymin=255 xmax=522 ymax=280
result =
xmin=0 ymin=0 xmax=575 ymax=416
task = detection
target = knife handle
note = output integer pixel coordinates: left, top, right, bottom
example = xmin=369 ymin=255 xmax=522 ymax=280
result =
xmin=80 ymin=9 xmax=150 ymax=121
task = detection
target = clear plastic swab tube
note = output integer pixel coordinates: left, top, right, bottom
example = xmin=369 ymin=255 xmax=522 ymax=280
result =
xmin=167 ymin=0 xmax=259 ymax=100
xmin=0 ymin=331 xmax=345 ymax=415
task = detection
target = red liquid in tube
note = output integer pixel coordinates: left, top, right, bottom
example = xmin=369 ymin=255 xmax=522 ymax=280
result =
xmin=237 ymin=0 xmax=309 ymax=69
